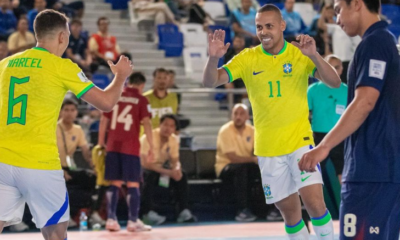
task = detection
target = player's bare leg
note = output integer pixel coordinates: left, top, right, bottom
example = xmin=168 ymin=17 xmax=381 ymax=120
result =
xmin=275 ymin=193 xmax=309 ymax=239
xmin=0 ymin=221 xmax=5 ymax=233
xmin=41 ymin=221 xmax=68 ymax=240
xmin=300 ymin=184 xmax=334 ymax=239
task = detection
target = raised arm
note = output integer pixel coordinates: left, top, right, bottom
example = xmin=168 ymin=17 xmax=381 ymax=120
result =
xmin=203 ymin=30 xmax=231 ymax=88
xmin=292 ymin=34 xmax=341 ymax=88
xmin=82 ymin=56 xmax=133 ymax=112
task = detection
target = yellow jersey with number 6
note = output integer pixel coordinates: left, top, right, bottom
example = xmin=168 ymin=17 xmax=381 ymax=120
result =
xmin=0 ymin=47 xmax=94 ymax=170
xmin=223 ymin=41 xmax=316 ymax=157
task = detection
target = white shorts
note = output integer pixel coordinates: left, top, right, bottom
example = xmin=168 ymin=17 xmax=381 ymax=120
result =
xmin=258 ymin=145 xmax=323 ymax=204
xmin=0 ymin=162 xmax=69 ymax=228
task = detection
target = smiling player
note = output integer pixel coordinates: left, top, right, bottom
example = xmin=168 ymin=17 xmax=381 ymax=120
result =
xmin=203 ymin=4 xmax=341 ymax=240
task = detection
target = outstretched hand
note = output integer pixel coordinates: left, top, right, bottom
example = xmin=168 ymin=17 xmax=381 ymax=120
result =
xmin=107 ymin=55 xmax=134 ymax=79
xmin=208 ymin=29 xmax=230 ymax=59
xmin=291 ymin=34 xmax=317 ymax=57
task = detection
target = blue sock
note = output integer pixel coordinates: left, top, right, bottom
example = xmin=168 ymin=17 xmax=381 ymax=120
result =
xmin=127 ymin=187 xmax=140 ymax=222
xmin=106 ymin=185 xmax=119 ymax=220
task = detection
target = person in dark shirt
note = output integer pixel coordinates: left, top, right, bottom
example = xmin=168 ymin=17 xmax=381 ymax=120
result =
xmin=0 ymin=0 xmax=17 ymax=39
xmin=300 ymin=0 xmax=400 ymax=239
xmin=66 ymin=19 xmax=92 ymax=73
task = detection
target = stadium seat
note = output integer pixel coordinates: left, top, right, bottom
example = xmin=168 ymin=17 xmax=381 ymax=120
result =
xmin=92 ymin=73 xmax=110 ymax=90
xmin=382 ymin=4 xmax=400 ymax=21
xmin=180 ymin=148 xmax=197 ymax=179
xmin=183 ymin=47 xmax=208 ymax=81
xmin=293 ymin=2 xmax=316 ymax=26
xmin=195 ymin=149 xmax=217 ymax=179
xmin=110 ymin=0 xmax=129 ymax=10
xmin=203 ymin=1 xmax=229 ymax=25
xmin=158 ymin=24 xmax=184 ymax=57
xmin=180 ymin=23 xmax=208 ymax=47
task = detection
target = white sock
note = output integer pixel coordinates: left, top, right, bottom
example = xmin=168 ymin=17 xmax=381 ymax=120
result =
xmin=311 ymin=209 xmax=334 ymax=240
xmin=285 ymin=219 xmax=310 ymax=240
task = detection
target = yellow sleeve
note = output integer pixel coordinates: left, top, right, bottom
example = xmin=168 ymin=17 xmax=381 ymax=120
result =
xmin=58 ymin=59 xmax=94 ymax=98
xmin=218 ymin=128 xmax=235 ymax=154
xmin=7 ymin=33 xmax=17 ymax=51
xmin=140 ymin=134 xmax=149 ymax=155
xmin=88 ymin=37 xmax=99 ymax=52
xmin=222 ymin=49 xmax=248 ymax=83
xmin=77 ymin=126 xmax=88 ymax=147
xmin=306 ymin=56 xmax=317 ymax=77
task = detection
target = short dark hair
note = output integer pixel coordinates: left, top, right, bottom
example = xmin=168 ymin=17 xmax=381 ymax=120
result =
xmin=97 ymin=16 xmax=109 ymax=26
xmin=129 ymin=72 xmax=146 ymax=85
xmin=344 ymin=0 xmax=380 ymax=13
xmin=34 ymin=9 xmax=68 ymax=40
xmin=153 ymin=68 xmax=168 ymax=77
xmin=70 ymin=18 xmax=82 ymax=26
xmin=168 ymin=69 xmax=175 ymax=75
xmin=257 ymin=4 xmax=282 ymax=17
xmin=233 ymin=34 xmax=245 ymax=40
xmin=61 ymin=98 xmax=78 ymax=110
xmin=160 ymin=114 xmax=180 ymax=130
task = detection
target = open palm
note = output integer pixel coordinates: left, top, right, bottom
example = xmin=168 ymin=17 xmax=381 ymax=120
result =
xmin=208 ymin=30 xmax=230 ymax=58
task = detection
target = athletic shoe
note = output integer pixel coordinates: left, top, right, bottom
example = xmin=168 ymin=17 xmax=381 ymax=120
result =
xmin=266 ymin=208 xmax=283 ymax=221
xmin=235 ymin=208 xmax=257 ymax=222
xmin=143 ymin=210 xmax=166 ymax=225
xmin=177 ymin=209 xmax=197 ymax=223
xmin=89 ymin=212 xmax=106 ymax=227
xmin=9 ymin=221 xmax=29 ymax=232
xmin=105 ymin=219 xmax=121 ymax=232
xmin=127 ymin=219 xmax=152 ymax=232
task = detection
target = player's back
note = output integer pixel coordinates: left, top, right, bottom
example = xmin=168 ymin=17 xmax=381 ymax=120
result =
xmin=0 ymin=47 xmax=94 ymax=170
xmin=105 ymin=87 xmax=150 ymax=156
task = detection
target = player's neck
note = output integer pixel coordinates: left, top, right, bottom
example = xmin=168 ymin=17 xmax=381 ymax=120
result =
xmin=263 ymin=40 xmax=285 ymax=56
xmin=35 ymin=43 xmax=61 ymax=57
xmin=358 ymin=14 xmax=380 ymax=37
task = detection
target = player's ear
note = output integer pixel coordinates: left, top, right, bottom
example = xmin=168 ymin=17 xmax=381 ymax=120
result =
xmin=281 ymin=18 xmax=286 ymax=32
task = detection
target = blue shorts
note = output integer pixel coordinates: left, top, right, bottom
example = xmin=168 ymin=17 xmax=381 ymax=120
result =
xmin=340 ymin=182 xmax=400 ymax=240
xmin=105 ymin=152 xmax=141 ymax=182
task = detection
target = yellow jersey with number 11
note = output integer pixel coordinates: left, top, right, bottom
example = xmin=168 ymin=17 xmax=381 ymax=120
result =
xmin=0 ymin=47 xmax=94 ymax=170
xmin=223 ymin=41 xmax=316 ymax=157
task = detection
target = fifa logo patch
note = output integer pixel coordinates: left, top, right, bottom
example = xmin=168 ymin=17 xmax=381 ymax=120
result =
xmin=263 ymin=184 xmax=273 ymax=199
xmin=78 ymin=71 xmax=90 ymax=83
xmin=283 ymin=62 xmax=293 ymax=77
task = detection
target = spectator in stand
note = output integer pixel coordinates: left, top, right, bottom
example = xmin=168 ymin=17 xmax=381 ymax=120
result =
xmin=66 ymin=19 xmax=92 ymax=73
xmin=27 ymin=0 xmax=47 ymax=32
xmin=59 ymin=0 xmax=85 ymax=19
xmin=8 ymin=17 xmax=36 ymax=54
xmin=89 ymin=17 xmax=120 ymax=70
xmin=0 ymin=0 xmax=17 ymax=39
xmin=188 ymin=0 xmax=214 ymax=30
xmin=19 ymin=0 xmax=33 ymax=10
xmin=224 ymin=35 xmax=246 ymax=103
xmin=231 ymin=0 xmax=258 ymax=47
xmin=308 ymin=4 xmax=334 ymax=56
xmin=0 ymin=40 xmax=9 ymax=60
xmin=56 ymin=99 xmax=96 ymax=228
xmin=140 ymin=114 xmax=196 ymax=225
xmin=167 ymin=70 xmax=181 ymax=106
xmin=11 ymin=0 xmax=28 ymax=20
xmin=144 ymin=68 xmax=178 ymax=129
xmin=281 ymin=0 xmax=307 ymax=42
xmin=225 ymin=0 xmax=259 ymax=13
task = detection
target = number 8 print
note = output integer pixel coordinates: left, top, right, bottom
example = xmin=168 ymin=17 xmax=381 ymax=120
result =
xmin=344 ymin=213 xmax=357 ymax=237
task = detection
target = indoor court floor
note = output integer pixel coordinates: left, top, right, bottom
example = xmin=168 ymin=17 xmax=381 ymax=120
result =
xmin=2 ymin=221 xmax=340 ymax=240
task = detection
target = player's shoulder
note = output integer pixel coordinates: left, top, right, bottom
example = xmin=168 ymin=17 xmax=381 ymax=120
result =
xmin=359 ymin=28 xmax=397 ymax=54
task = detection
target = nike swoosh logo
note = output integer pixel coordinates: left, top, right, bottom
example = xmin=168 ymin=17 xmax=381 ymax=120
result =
xmin=253 ymin=71 xmax=264 ymax=75
xmin=301 ymin=176 xmax=311 ymax=182
xmin=321 ymin=232 xmax=331 ymax=237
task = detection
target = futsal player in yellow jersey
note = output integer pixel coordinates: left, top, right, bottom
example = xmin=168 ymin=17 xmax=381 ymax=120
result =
xmin=203 ymin=4 xmax=341 ymax=240
xmin=0 ymin=10 xmax=133 ymax=240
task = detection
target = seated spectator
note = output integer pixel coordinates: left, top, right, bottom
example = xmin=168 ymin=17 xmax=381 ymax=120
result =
xmin=224 ymin=35 xmax=247 ymax=103
xmin=11 ymin=0 xmax=28 ymax=20
xmin=49 ymin=0 xmax=76 ymax=18
xmin=8 ymin=17 xmax=36 ymax=54
xmin=308 ymin=4 xmax=334 ymax=56
xmin=144 ymin=68 xmax=178 ymax=128
xmin=27 ymin=0 xmax=47 ymax=32
xmin=225 ymin=0 xmax=259 ymax=13
xmin=131 ymin=0 xmax=179 ymax=27
xmin=0 ymin=0 xmax=17 ymax=39
xmin=66 ymin=19 xmax=92 ymax=73
xmin=215 ymin=104 xmax=259 ymax=222
xmin=281 ymin=0 xmax=307 ymax=42
xmin=89 ymin=17 xmax=120 ymax=70
xmin=19 ymin=0 xmax=34 ymax=10
xmin=140 ymin=114 xmax=196 ymax=225
xmin=187 ymin=0 xmax=214 ymax=30
xmin=231 ymin=0 xmax=258 ymax=47
xmin=0 ymin=40 xmax=9 ymax=60
xmin=307 ymin=55 xmax=348 ymax=183
xmin=56 ymin=99 xmax=96 ymax=228
xmin=167 ymin=69 xmax=181 ymax=106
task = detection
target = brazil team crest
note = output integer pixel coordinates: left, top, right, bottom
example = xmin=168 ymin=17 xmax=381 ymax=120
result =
xmin=283 ymin=62 xmax=293 ymax=77
xmin=263 ymin=184 xmax=273 ymax=199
